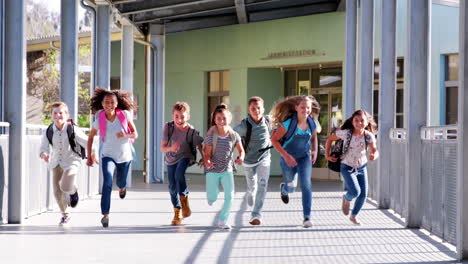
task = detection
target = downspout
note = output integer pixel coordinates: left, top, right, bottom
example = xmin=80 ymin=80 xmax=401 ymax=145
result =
xmin=134 ymin=38 xmax=157 ymax=183
xmin=80 ymin=0 xmax=96 ymax=95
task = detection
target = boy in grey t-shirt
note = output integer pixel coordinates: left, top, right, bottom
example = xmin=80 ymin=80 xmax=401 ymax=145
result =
xmin=161 ymin=102 xmax=204 ymax=225
xmin=234 ymin=96 xmax=272 ymax=226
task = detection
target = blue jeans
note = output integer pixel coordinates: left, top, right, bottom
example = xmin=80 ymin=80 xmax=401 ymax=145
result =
xmin=340 ymin=163 xmax=368 ymax=216
xmin=166 ymin=158 xmax=190 ymax=209
xmin=101 ymin=157 xmax=131 ymax=215
xmin=280 ymin=155 xmax=312 ymax=218
xmin=244 ymin=160 xmax=270 ymax=218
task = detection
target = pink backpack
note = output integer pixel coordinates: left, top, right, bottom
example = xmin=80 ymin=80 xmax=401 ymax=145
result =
xmin=98 ymin=109 xmax=134 ymax=144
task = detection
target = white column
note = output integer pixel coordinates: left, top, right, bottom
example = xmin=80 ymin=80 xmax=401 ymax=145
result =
xmin=121 ymin=25 xmax=134 ymax=187
xmin=377 ymin=0 xmax=397 ymax=209
xmin=5 ymin=0 xmax=26 ymax=223
xmin=148 ymin=24 xmax=165 ymax=183
xmin=457 ymin=0 xmax=468 ymax=260
xmin=345 ymin=0 xmax=358 ymax=118
xmin=404 ymin=0 xmax=430 ymax=228
xmin=359 ymin=0 xmax=374 ymax=113
xmin=60 ymin=0 xmax=79 ymax=121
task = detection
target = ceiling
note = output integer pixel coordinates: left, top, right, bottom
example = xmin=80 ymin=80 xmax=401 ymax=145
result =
xmin=96 ymin=0 xmax=343 ymax=34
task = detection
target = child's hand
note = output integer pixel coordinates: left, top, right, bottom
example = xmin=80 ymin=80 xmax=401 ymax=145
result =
xmin=311 ymin=151 xmax=318 ymax=164
xmin=235 ymin=156 xmax=243 ymax=165
xmin=116 ymin=132 xmax=126 ymax=138
xmin=284 ymin=153 xmax=297 ymax=167
xmin=325 ymin=154 xmax=338 ymax=162
xmin=169 ymin=142 xmax=180 ymax=152
xmin=205 ymin=159 xmax=214 ymax=169
xmin=40 ymin=152 xmax=50 ymax=163
xmin=91 ymin=152 xmax=99 ymax=164
xmin=86 ymin=157 xmax=94 ymax=167
xmin=370 ymin=150 xmax=379 ymax=161
xmin=198 ymin=158 xmax=204 ymax=168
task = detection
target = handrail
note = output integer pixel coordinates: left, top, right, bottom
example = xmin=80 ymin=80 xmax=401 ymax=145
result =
xmin=421 ymin=125 xmax=458 ymax=140
xmin=0 ymin=122 xmax=10 ymax=127
xmin=389 ymin=128 xmax=407 ymax=140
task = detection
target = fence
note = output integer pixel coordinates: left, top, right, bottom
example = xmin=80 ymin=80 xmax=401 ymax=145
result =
xmin=0 ymin=122 xmax=9 ymax=223
xmin=389 ymin=128 xmax=408 ymax=217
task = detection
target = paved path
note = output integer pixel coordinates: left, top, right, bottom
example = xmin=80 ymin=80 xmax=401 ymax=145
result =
xmin=0 ymin=175 xmax=460 ymax=264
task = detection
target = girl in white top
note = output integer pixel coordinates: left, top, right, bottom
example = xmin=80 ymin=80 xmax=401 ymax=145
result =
xmin=87 ymin=87 xmax=138 ymax=228
xmin=325 ymin=109 xmax=379 ymax=225
xmin=39 ymin=102 xmax=96 ymax=225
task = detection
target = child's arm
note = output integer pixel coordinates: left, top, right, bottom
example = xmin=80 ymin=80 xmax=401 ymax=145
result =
xmin=369 ymin=141 xmax=379 ymax=160
xmin=197 ymin=144 xmax=204 ymax=168
xmin=310 ymin=131 xmax=318 ymax=164
xmin=87 ymin=128 xmax=98 ymax=166
xmin=234 ymin=142 xmax=245 ymax=165
xmin=39 ymin=130 xmax=50 ymax=163
xmin=324 ymin=134 xmax=340 ymax=162
xmin=117 ymin=119 xmax=138 ymax=139
xmin=204 ymin=144 xmax=213 ymax=169
xmin=160 ymin=140 xmax=180 ymax=153
xmin=270 ymin=124 xmax=297 ymax=167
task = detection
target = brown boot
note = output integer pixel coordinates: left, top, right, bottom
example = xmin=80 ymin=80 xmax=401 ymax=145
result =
xmin=180 ymin=195 xmax=192 ymax=218
xmin=171 ymin=208 xmax=183 ymax=225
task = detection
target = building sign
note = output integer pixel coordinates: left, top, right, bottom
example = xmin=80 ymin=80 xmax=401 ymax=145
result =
xmin=261 ymin=49 xmax=325 ymax=60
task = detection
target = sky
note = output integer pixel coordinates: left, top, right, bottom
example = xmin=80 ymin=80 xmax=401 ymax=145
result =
xmin=32 ymin=0 xmax=87 ymax=20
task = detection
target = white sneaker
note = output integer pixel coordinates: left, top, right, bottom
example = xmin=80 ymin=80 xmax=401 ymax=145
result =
xmin=208 ymin=201 xmax=214 ymax=206
xmin=249 ymin=216 xmax=262 ymax=225
xmin=303 ymin=218 xmax=312 ymax=228
xmin=246 ymin=193 xmax=254 ymax=207
xmin=217 ymin=220 xmax=232 ymax=230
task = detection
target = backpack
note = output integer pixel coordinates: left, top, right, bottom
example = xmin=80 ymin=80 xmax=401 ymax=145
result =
xmin=279 ymin=112 xmax=317 ymax=147
xmin=328 ymin=129 xmax=372 ymax=172
xmin=207 ymin=125 xmax=238 ymax=171
xmin=166 ymin=121 xmax=200 ymax=166
xmin=46 ymin=120 xmax=86 ymax=159
xmin=241 ymin=115 xmax=272 ymax=154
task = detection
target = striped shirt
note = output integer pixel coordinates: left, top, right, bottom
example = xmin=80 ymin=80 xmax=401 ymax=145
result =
xmin=205 ymin=130 xmax=241 ymax=173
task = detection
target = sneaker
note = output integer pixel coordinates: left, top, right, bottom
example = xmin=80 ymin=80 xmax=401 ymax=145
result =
xmin=280 ymin=183 xmax=289 ymax=204
xmin=101 ymin=215 xmax=109 ymax=228
xmin=208 ymin=200 xmax=214 ymax=206
xmin=350 ymin=216 xmax=361 ymax=225
xmin=217 ymin=220 xmax=232 ymax=230
xmin=246 ymin=193 xmax=254 ymax=207
xmin=303 ymin=217 xmax=312 ymax=228
xmin=119 ymin=188 xmax=126 ymax=199
xmin=249 ymin=216 xmax=262 ymax=226
xmin=59 ymin=216 xmax=70 ymax=226
xmin=70 ymin=191 xmax=79 ymax=208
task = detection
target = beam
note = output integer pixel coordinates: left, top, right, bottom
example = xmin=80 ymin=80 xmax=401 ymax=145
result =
xmin=249 ymin=3 xmax=337 ymax=22
xmin=119 ymin=0 xmax=227 ymax=15
xmin=235 ymin=0 xmax=248 ymax=24
xmin=165 ymin=15 xmax=238 ymax=33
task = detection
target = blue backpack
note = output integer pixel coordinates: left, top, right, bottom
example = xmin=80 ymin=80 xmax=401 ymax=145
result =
xmin=279 ymin=112 xmax=317 ymax=146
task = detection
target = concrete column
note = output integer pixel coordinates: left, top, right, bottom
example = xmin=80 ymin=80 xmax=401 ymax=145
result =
xmin=96 ymin=4 xmax=110 ymax=89
xmin=377 ymin=0 xmax=396 ymax=209
xmin=121 ymin=25 xmax=134 ymax=187
xmin=457 ymin=1 xmax=468 ymax=260
xmin=148 ymin=24 xmax=165 ymax=183
xmin=359 ymin=0 xmax=374 ymax=113
xmin=5 ymin=0 xmax=26 ymax=223
xmin=60 ymin=0 xmax=79 ymax=121
xmin=345 ymin=0 xmax=357 ymax=118
xmin=404 ymin=0 xmax=430 ymax=228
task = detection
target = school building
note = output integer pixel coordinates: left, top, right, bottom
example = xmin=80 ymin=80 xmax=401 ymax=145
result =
xmin=3 ymin=0 xmax=468 ymax=261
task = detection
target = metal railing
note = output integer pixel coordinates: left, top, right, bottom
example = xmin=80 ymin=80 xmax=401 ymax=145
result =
xmin=0 ymin=122 xmax=9 ymax=223
xmin=389 ymin=128 xmax=408 ymax=217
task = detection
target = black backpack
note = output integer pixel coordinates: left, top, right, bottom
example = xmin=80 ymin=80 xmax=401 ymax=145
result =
xmin=241 ymin=115 xmax=272 ymax=154
xmin=328 ymin=129 xmax=371 ymax=172
xmin=46 ymin=120 xmax=86 ymax=159
xmin=167 ymin=121 xmax=199 ymax=166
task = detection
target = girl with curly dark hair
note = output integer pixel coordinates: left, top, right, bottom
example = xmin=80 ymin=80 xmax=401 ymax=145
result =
xmin=87 ymin=87 xmax=138 ymax=228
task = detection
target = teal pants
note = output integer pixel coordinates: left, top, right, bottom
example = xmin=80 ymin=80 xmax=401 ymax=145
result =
xmin=206 ymin=171 xmax=234 ymax=222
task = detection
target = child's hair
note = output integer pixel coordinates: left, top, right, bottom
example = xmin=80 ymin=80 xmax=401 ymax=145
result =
xmin=210 ymin=103 xmax=232 ymax=126
xmin=48 ymin=101 xmax=69 ymax=114
xmin=172 ymin=102 xmax=190 ymax=113
xmin=90 ymin=87 xmax=137 ymax=114
xmin=269 ymin=95 xmax=320 ymax=128
xmin=248 ymin=96 xmax=264 ymax=106
xmin=340 ymin=109 xmax=377 ymax=133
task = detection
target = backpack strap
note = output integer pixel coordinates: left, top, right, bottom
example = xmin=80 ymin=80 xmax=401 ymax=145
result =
xmin=116 ymin=109 xmax=134 ymax=144
xmin=342 ymin=129 xmax=353 ymax=155
xmin=166 ymin=121 xmax=175 ymax=143
xmin=306 ymin=116 xmax=317 ymax=134
xmin=98 ymin=110 xmax=107 ymax=142
xmin=46 ymin=124 xmax=54 ymax=146
xmin=67 ymin=121 xmax=87 ymax=159
xmin=243 ymin=118 xmax=252 ymax=152
xmin=264 ymin=115 xmax=272 ymax=133
xmin=280 ymin=112 xmax=298 ymax=145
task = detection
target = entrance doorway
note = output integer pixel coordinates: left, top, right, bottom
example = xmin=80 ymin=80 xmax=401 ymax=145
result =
xmin=283 ymin=65 xmax=343 ymax=180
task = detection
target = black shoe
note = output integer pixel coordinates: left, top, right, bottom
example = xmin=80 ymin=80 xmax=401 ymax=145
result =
xmin=70 ymin=191 xmax=79 ymax=208
xmin=101 ymin=215 xmax=109 ymax=228
xmin=280 ymin=183 xmax=289 ymax=204
xmin=119 ymin=188 xmax=126 ymax=199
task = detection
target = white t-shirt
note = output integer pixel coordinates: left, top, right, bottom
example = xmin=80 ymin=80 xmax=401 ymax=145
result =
xmin=93 ymin=110 xmax=133 ymax=163
xmin=336 ymin=129 xmax=376 ymax=168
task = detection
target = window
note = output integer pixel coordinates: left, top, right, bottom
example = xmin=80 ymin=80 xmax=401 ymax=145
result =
xmin=207 ymin=71 xmax=230 ymax=128
xmin=445 ymin=54 xmax=458 ymax=124
xmin=373 ymin=58 xmax=405 ymax=128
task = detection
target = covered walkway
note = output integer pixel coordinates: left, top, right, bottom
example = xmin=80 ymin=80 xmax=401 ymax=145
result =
xmin=0 ymin=176 xmax=459 ymax=264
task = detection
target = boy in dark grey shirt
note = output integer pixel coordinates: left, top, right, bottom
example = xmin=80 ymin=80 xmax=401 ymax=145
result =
xmin=161 ymin=102 xmax=204 ymax=225
xmin=234 ymin=96 xmax=272 ymax=225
